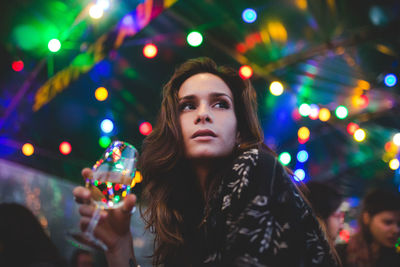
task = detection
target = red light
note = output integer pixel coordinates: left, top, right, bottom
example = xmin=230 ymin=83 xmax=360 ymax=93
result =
xmin=12 ymin=60 xmax=24 ymax=72
xmin=359 ymin=95 xmax=369 ymax=108
xmin=291 ymin=109 xmax=301 ymax=121
xmin=339 ymin=229 xmax=350 ymax=243
xmin=298 ymin=136 xmax=309 ymax=144
xmin=347 ymin=122 xmax=359 ymax=135
xmin=139 ymin=122 xmax=152 ymax=135
xmin=143 ymin=44 xmax=158 ymax=58
xmin=236 ymin=43 xmax=247 ymax=53
xmin=239 ymin=65 xmax=253 ymax=79
xmin=59 ymin=141 xmax=72 ymax=155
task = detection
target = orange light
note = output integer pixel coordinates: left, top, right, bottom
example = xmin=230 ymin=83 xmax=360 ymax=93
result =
xmin=22 ymin=143 xmax=34 ymax=156
xmin=143 ymin=44 xmax=158 ymax=58
xmin=95 ymin=87 xmax=108 ymax=101
xmin=319 ymin=108 xmax=331 ymax=121
xmin=59 ymin=142 xmax=72 ymax=155
xmin=298 ymin=126 xmax=310 ymax=140
xmin=133 ymin=171 xmax=143 ymax=183
xmin=239 ymin=65 xmax=253 ymax=79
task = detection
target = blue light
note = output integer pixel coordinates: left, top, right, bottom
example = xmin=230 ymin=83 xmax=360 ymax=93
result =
xmin=384 ymin=74 xmax=397 ymax=87
xmin=294 ymin=169 xmax=305 ymax=182
xmin=242 ymin=8 xmax=257 ymax=23
xmin=297 ymin=150 xmax=309 ymax=163
xmin=101 ymin=119 xmax=114 ymax=133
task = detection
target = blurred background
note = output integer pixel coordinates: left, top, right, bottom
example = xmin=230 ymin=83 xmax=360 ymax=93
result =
xmin=0 ymin=0 xmax=399 ymax=265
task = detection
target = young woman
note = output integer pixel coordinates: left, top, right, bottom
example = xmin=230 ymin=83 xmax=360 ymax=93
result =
xmin=73 ymin=57 xmax=338 ymax=266
xmin=336 ymin=188 xmax=400 ymax=267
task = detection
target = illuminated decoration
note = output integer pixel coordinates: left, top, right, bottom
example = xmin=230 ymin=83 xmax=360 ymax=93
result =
xmin=269 ymin=81 xmax=284 ymax=96
xmin=242 ymin=8 xmax=257 ymax=23
xmin=34 ymin=0 xmax=175 ymax=111
xmin=318 ymin=108 xmax=331 ymax=122
xmin=95 ymin=87 xmax=108 ymax=101
xmin=299 ymin=103 xmax=311 ymax=117
xmin=22 ymin=143 xmax=34 ymax=156
xmin=358 ymin=80 xmax=370 ymax=90
xmin=89 ymin=4 xmax=104 ymax=19
xmin=266 ymin=21 xmax=287 ymax=43
xmin=187 ymin=31 xmax=203 ymax=47
xmin=99 ymin=136 xmax=111 ymax=148
xmin=59 ymin=141 xmax=72 ymax=155
xmin=134 ymin=171 xmax=143 ymax=184
xmin=352 ymin=94 xmax=369 ymax=108
xmin=347 ymin=122 xmax=359 ymax=135
xmin=294 ymin=169 xmax=305 ymax=181
xmin=101 ymin=119 xmax=114 ymax=133
xmin=389 ymin=159 xmax=399 ymax=170
xmin=295 ymin=0 xmax=307 ymax=10
xmin=143 ymin=44 xmax=158 ymax=58
xmin=12 ymin=60 xmax=24 ymax=72
xmin=298 ymin=126 xmax=310 ymax=140
xmin=278 ymin=152 xmax=291 ymax=166
xmin=239 ymin=65 xmax=253 ymax=79
xmin=339 ymin=229 xmax=350 ymax=243
xmin=297 ymin=150 xmax=309 ymax=163
xmin=385 ymin=141 xmax=398 ymax=153
xmin=139 ymin=122 xmax=152 ymax=135
xmin=393 ymin=133 xmax=400 ymax=146
xmin=48 ymin=39 xmax=61 ymax=53
xmin=309 ymin=104 xmax=319 ymax=120
xmin=335 ymin=105 xmax=348 ymax=119
xmin=354 ymin=129 xmax=366 ymax=142
xmin=292 ymin=109 xmax=302 ymax=121
xmin=384 ymin=74 xmax=397 ymax=87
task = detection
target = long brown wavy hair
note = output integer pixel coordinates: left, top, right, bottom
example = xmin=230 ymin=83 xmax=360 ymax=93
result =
xmin=346 ymin=189 xmax=400 ymax=266
xmin=139 ymin=57 xmax=267 ymax=265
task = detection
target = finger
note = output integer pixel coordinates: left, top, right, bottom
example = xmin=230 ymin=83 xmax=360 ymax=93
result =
xmin=81 ymin=168 xmax=93 ymax=180
xmin=73 ymin=186 xmax=91 ymax=204
xmin=79 ymin=205 xmax=96 ymax=217
xmin=120 ymin=194 xmax=137 ymax=215
xmin=79 ymin=217 xmax=91 ymax=232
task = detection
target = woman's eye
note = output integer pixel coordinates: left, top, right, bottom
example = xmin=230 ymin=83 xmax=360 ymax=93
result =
xmin=179 ymin=102 xmax=195 ymax=111
xmin=214 ymin=101 xmax=230 ymax=109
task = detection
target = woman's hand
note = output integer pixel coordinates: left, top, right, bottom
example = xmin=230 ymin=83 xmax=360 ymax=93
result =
xmin=73 ymin=168 xmax=138 ymax=266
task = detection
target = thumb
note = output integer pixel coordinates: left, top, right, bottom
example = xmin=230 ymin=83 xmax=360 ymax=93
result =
xmin=121 ymin=194 xmax=137 ymax=215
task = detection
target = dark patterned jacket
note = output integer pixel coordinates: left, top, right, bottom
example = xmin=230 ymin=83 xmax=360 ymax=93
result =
xmin=198 ymin=148 xmax=338 ymax=266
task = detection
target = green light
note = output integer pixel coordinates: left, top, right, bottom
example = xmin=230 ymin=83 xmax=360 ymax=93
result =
xmin=99 ymin=136 xmax=111 ymax=148
xmin=187 ymin=31 xmax=203 ymax=47
xmin=299 ymin=103 xmax=311 ymax=117
xmin=278 ymin=152 xmax=291 ymax=166
xmin=335 ymin=105 xmax=348 ymax=119
xmin=13 ymin=25 xmax=41 ymax=51
xmin=94 ymin=180 xmax=98 ymax=186
xmin=48 ymin=39 xmax=61 ymax=52
xmin=114 ymin=195 xmax=120 ymax=202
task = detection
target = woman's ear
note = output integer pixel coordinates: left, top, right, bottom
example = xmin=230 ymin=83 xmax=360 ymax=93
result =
xmin=362 ymin=212 xmax=371 ymax=225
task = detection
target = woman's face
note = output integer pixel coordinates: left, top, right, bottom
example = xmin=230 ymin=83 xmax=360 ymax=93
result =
xmin=178 ymin=73 xmax=238 ymax=160
xmin=364 ymin=210 xmax=400 ymax=248
xmin=326 ymin=207 xmax=345 ymax=241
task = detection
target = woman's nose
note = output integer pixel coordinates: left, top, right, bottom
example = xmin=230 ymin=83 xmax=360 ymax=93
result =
xmin=195 ymin=104 xmax=212 ymax=124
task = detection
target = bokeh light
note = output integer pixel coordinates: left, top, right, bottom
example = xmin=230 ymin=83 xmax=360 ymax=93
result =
xmin=143 ymin=44 xmax=158 ymax=58
xmin=294 ymin=169 xmax=305 ymax=181
xmin=187 ymin=31 xmax=203 ymax=47
xmin=22 ymin=143 xmax=34 ymax=156
xmin=278 ymin=152 xmax=291 ymax=166
xmin=12 ymin=60 xmax=24 ymax=72
xmin=384 ymin=74 xmax=397 ymax=87
xmin=59 ymin=141 xmax=72 ymax=155
xmin=389 ymin=159 xmax=399 ymax=170
xmin=319 ymin=108 xmax=331 ymax=122
xmin=239 ymin=65 xmax=253 ymax=79
xmin=354 ymin=129 xmax=366 ymax=142
xmin=269 ymin=81 xmax=284 ymax=96
xmin=48 ymin=39 xmax=61 ymax=52
xmin=89 ymin=4 xmax=104 ymax=19
xmin=347 ymin=122 xmax=359 ymax=135
xmin=101 ymin=119 xmax=114 ymax=133
xmin=309 ymin=104 xmax=319 ymax=120
xmin=97 ymin=0 xmax=110 ymax=10
xmin=139 ymin=122 xmax=152 ymax=136
xmin=99 ymin=136 xmax=111 ymax=148
xmin=393 ymin=133 xmax=400 ymax=146
xmin=95 ymin=87 xmax=108 ymax=101
xmin=242 ymin=8 xmax=257 ymax=23
xmin=299 ymin=103 xmax=311 ymax=117
xmin=298 ymin=126 xmax=310 ymax=140
xmin=297 ymin=150 xmax=309 ymax=163
xmin=335 ymin=105 xmax=348 ymax=119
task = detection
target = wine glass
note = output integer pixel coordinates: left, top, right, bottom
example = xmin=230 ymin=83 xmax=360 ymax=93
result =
xmin=68 ymin=140 xmax=138 ymax=251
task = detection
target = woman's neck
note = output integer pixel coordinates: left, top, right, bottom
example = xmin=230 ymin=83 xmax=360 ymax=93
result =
xmin=192 ymin=161 xmax=211 ymax=199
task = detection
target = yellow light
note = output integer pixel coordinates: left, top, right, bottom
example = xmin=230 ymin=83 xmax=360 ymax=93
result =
xmin=319 ymin=108 xmax=331 ymax=121
xmin=95 ymin=87 xmax=108 ymax=101
xmin=298 ymin=126 xmax=310 ymax=140
xmin=22 ymin=143 xmax=34 ymax=156
xmin=269 ymin=81 xmax=284 ymax=96
xmin=295 ymin=0 xmax=307 ymax=10
xmin=267 ymin=21 xmax=287 ymax=43
xmin=389 ymin=159 xmax=399 ymax=170
xmin=357 ymin=80 xmax=370 ymax=90
xmin=354 ymin=129 xmax=366 ymax=142
xmin=133 ymin=171 xmax=143 ymax=183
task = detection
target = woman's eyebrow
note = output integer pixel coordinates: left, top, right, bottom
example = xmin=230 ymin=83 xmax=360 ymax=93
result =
xmin=178 ymin=95 xmax=196 ymax=101
xmin=209 ymin=92 xmax=233 ymax=102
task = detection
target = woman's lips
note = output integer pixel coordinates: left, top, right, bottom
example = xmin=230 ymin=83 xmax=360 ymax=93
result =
xmin=191 ymin=129 xmax=217 ymax=139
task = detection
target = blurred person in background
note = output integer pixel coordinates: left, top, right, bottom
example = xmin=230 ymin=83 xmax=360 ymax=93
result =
xmin=70 ymin=249 xmax=94 ymax=267
xmin=336 ymin=188 xmax=400 ymax=267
